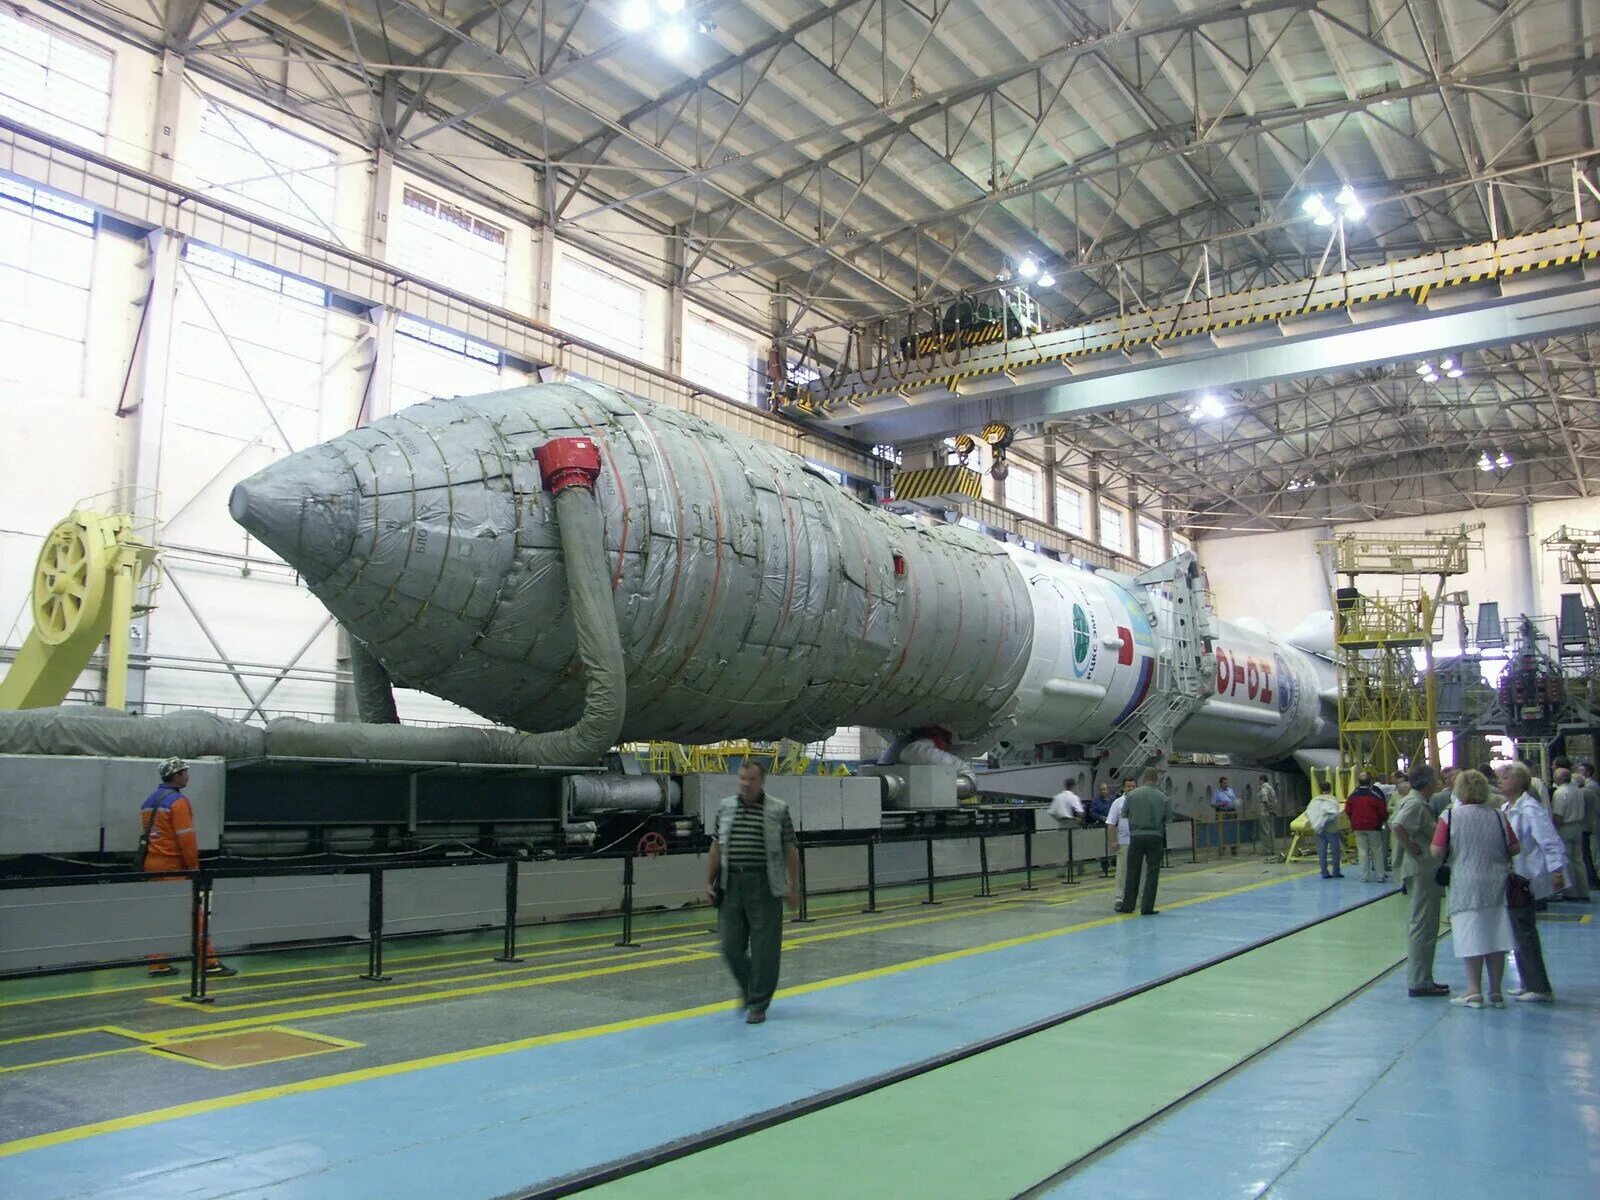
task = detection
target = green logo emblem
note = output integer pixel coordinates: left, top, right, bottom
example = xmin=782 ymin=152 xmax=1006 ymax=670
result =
xmin=1072 ymin=604 xmax=1090 ymax=666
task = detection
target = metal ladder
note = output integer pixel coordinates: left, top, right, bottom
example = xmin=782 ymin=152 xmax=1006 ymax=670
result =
xmin=1092 ymin=553 xmax=1217 ymax=784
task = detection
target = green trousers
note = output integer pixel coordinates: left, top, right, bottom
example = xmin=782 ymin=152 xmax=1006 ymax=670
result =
xmin=1405 ymin=866 xmax=1445 ymax=990
xmin=1121 ymin=834 xmax=1165 ymax=915
xmin=719 ymin=866 xmax=785 ymax=1011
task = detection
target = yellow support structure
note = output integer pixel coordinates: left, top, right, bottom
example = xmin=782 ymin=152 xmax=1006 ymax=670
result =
xmin=1321 ymin=526 xmax=1481 ymax=785
xmin=0 ymin=508 xmax=159 ymax=710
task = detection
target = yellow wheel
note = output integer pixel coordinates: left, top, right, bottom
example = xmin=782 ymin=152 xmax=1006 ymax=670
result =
xmin=30 ymin=516 xmax=109 ymax=646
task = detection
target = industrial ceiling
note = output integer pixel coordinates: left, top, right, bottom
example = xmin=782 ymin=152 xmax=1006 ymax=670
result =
xmin=67 ymin=0 xmax=1600 ymax=532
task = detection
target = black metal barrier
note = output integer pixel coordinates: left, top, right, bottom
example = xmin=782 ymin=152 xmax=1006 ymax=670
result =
xmin=2 ymin=817 xmax=1206 ymax=995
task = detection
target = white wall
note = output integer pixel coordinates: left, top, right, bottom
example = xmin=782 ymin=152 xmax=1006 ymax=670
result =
xmin=1197 ymin=498 xmax=1599 ymax=646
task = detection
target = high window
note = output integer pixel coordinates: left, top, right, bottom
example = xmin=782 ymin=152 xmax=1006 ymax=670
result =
xmin=1006 ymin=466 xmax=1038 ymax=518
xmin=1137 ymin=518 xmax=1164 ymax=565
xmin=0 ymin=12 xmax=112 ymax=149
xmin=684 ymin=313 xmax=754 ymax=404
xmin=1100 ymin=503 xmax=1127 ymax=553
xmin=1054 ymin=483 xmax=1084 ymax=534
xmin=0 ymin=180 xmax=95 ymax=397
xmin=193 ymin=98 xmax=340 ymax=241
xmin=390 ymin=317 xmax=509 ymax=412
xmin=552 ymin=256 xmax=646 ymax=359
xmin=393 ymin=185 xmax=509 ymax=302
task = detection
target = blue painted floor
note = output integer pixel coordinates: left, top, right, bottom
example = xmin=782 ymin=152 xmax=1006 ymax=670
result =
xmin=1 ymin=872 xmax=1377 ymax=1200
xmin=1047 ymin=911 xmax=1600 ymax=1199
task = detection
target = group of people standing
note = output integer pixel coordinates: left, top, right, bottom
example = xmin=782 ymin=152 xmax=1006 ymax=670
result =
xmin=1387 ymin=759 xmax=1599 ymax=1008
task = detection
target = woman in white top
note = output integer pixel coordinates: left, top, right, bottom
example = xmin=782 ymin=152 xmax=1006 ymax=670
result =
xmin=1430 ymin=769 xmax=1519 ymax=1009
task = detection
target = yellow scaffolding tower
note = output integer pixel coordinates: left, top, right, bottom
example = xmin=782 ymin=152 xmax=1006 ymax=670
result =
xmin=1322 ymin=526 xmax=1481 ymax=789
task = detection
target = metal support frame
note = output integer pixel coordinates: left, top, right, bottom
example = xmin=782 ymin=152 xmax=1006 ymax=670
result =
xmin=921 ymin=837 xmax=939 ymax=905
xmin=180 ymin=873 xmax=213 ymax=1004
xmin=861 ymin=838 xmax=878 ymax=913
xmin=495 ymin=859 xmax=524 ymax=964
xmin=360 ymin=868 xmax=391 ymax=981
xmin=792 ymin=844 xmax=812 ymax=924
xmin=613 ymin=854 xmax=640 ymax=949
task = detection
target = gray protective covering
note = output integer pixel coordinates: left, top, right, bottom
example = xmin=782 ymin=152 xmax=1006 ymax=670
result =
xmin=348 ymin=634 xmax=400 ymax=724
xmin=228 ymin=382 xmax=1034 ymax=746
xmin=0 ymin=707 xmax=265 ymax=757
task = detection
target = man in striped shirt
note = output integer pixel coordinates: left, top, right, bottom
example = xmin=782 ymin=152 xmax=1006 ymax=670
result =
xmin=707 ymin=761 xmax=799 ymax=1024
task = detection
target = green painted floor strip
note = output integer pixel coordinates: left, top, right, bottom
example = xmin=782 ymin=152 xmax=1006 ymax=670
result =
xmin=586 ymin=894 xmax=1406 ymax=1200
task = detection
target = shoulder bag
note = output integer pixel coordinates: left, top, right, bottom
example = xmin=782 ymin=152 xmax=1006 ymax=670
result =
xmin=1502 ymin=813 xmax=1534 ymax=909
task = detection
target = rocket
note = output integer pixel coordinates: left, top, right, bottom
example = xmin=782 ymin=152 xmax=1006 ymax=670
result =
xmin=228 ymin=380 xmax=1334 ymax=763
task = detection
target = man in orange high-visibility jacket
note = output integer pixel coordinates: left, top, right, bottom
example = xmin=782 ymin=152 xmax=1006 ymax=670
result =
xmin=140 ymin=757 xmax=236 ymax=978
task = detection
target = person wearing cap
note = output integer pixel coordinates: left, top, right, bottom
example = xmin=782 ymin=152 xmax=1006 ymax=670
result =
xmin=140 ymin=758 xmax=236 ymax=978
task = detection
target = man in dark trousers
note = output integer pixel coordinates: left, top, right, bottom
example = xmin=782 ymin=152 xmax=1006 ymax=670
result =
xmin=1345 ymin=772 xmax=1390 ymax=882
xmin=1117 ymin=767 xmax=1174 ymax=916
xmin=139 ymin=758 xmax=236 ymax=978
xmin=706 ymin=761 xmax=799 ymax=1024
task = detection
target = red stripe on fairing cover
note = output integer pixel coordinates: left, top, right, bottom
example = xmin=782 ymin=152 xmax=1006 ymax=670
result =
xmin=1112 ymin=655 xmax=1155 ymax=724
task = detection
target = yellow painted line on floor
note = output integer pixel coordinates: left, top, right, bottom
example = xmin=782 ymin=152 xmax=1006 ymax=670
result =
xmin=144 ymin=943 xmax=701 ymax=1013
xmin=0 ymin=879 xmax=1026 ymax=1011
xmin=0 ymin=869 xmax=1316 ymax=1158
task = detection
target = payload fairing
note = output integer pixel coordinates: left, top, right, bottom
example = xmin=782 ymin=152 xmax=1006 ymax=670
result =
xmin=229 ymin=381 xmax=1334 ymax=764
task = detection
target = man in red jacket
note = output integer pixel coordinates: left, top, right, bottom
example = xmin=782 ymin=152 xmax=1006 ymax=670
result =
xmin=1345 ymin=772 xmax=1390 ymax=883
xmin=140 ymin=758 xmax=236 ymax=978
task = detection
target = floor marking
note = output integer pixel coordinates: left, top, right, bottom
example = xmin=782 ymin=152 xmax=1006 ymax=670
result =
xmin=0 ymin=874 xmax=1048 ymax=1010
xmin=0 ymin=869 xmax=1324 ymax=1159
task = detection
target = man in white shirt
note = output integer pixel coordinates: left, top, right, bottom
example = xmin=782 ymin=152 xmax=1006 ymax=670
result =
xmin=1550 ymin=768 xmax=1590 ymax=901
xmin=1499 ymin=762 xmax=1566 ymax=1002
xmin=1105 ymin=778 xmax=1134 ymax=906
xmin=1046 ymin=780 xmax=1084 ymax=879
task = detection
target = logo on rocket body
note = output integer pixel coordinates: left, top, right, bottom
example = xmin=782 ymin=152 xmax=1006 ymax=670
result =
xmin=1070 ymin=601 xmax=1097 ymax=678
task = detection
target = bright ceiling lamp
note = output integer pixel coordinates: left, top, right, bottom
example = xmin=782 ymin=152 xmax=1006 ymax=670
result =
xmin=1303 ymin=187 xmax=1365 ymax=226
xmin=1018 ymin=255 xmax=1039 ymax=279
xmin=1190 ymin=393 xmax=1226 ymax=421
xmin=619 ymin=0 xmax=652 ymax=30
xmin=1037 ymin=272 xmax=1055 ymax=287
xmin=658 ymin=0 xmax=686 ymax=13
xmin=659 ymin=21 xmax=690 ymax=52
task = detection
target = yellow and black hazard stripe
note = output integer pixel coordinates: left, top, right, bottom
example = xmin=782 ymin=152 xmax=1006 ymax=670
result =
xmin=821 ymin=222 xmax=1600 ymax=411
xmin=892 ymin=464 xmax=984 ymax=503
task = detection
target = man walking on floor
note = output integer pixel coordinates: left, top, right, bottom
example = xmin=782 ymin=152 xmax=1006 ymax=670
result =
xmin=1116 ymin=767 xmax=1174 ymax=916
xmin=707 ymin=761 xmax=799 ymax=1024
xmin=1389 ymin=764 xmax=1449 ymax=998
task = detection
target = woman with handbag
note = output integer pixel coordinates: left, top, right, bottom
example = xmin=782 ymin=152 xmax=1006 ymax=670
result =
xmin=1430 ymin=769 xmax=1519 ymax=1009
xmin=1498 ymin=762 xmax=1567 ymax=1002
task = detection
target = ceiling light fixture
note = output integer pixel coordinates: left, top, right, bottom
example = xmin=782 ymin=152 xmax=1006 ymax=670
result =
xmin=1302 ymin=186 xmax=1365 ymax=226
xmin=1190 ymin=393 xmax=1226 ymax=421
xmin=1037 ymin=272 xmax=1055 ymax=287
xmin=1018 ymin=255 xmax=1039 ymax=279
xmin=620 ymin=0 xmax=653 ymax=30
xmin=657 ymin=0 xmax=686 ymax=13
xmin=659 ymin=20 xmax=691 ymax=53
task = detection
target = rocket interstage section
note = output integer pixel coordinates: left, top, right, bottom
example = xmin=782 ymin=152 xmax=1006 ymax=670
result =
xmin=229 ymin=381 xmax=1332 ymax=759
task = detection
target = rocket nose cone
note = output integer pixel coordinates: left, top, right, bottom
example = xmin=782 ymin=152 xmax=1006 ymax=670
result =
xmin=229 ymin=446 xmax=359 ymax=584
